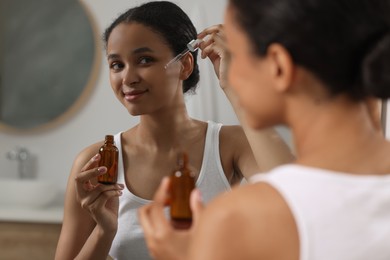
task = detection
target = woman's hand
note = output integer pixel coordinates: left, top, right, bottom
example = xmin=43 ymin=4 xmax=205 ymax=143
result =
xmin=74 ymin=153 xmax=124 ymax=234
xmin=198 ymin=24 xmax=230 ymax=89
xmin=138 ymin=177 xmax=204 ymax=260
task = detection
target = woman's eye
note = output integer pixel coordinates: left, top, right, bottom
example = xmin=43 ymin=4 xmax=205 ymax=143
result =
xmin=109 ymin=62 xmax=124 ymax=71
xmin=139 ymin=56 xmax=154 ymax=65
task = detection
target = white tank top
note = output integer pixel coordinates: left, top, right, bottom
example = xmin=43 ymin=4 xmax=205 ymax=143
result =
xmin=251 ymin=164 xmax=390 ymax=260
xmin=109 ymin=121 xmax=231 ymax=260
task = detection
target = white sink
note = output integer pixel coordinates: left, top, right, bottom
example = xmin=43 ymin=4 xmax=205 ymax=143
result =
xmin=0 ymin=179 xmax=60 ymax=209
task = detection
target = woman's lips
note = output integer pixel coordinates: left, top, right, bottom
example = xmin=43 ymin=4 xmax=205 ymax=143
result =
xmin=123 ymin=90 xmax=148 ymax=101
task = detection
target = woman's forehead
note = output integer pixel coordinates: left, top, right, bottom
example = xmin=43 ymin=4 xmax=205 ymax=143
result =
xmin=107 ymin=22 xmax=169 ymax=51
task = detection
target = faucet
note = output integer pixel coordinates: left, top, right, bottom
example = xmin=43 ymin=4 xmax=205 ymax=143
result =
xmin=6 ymin=146 xmax=31 ymax=179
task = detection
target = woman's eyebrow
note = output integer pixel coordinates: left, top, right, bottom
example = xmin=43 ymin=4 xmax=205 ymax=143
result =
xmin=107 ymin=47 xmax=155 ymax=60
xmin=107 ymin=53 xmax=120 ymax=60
xmin=133 ymin=47 xmax=154 ymax=54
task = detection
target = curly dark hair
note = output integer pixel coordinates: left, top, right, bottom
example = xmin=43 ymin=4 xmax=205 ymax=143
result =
xmin=230 ymin=0 xmax=390 ymax=100
xmin=103 ymin=1 xmax=200 ymax=94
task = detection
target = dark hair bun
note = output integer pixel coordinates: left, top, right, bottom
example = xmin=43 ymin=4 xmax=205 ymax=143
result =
xmin=231 ymin=0 xmax=390 ymax=100
xmin=361 ymin=33 xmax=390 ymax=99
xmin=103 ymin=1 xmax=200 ymax=94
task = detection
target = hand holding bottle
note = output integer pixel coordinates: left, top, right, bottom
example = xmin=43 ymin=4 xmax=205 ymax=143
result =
xmin=138 ymin=176 xmax=204 ymax=260
xmin=74 ymin=153 xmax=124 ymax=233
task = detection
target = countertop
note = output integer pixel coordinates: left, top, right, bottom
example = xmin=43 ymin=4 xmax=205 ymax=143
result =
xmin=0 ymin=179 xmax=65 ymax=224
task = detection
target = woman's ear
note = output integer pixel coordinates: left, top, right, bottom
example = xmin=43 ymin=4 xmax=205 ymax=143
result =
xmin=266 ymin=43 xmax=294 ymax=93
xmin=179 ymin=52 xmax=194 ymax=80
xmin=364 ymin=97 xmax=383 ymax=133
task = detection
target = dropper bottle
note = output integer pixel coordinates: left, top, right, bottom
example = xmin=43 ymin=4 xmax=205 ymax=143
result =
xmin=97 ymin=135 xmax=119 ymax=184
xmin=169 ymin=151 xmax=195 ymax=229
xmin=164 ymin=39 xmax=203 ymax=69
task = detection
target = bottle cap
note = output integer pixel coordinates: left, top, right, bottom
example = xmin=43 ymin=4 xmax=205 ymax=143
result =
xmin=187 ymin=39 xmax=203 ymax=52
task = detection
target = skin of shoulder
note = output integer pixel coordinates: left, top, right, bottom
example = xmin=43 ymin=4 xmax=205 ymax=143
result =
xmin=55 ymin=141 xmax=105 ymax=259
xmin=219 ymin=125 xmax=260 ymax=181
xmin=188 ymin=182 xmax=300 ymax=260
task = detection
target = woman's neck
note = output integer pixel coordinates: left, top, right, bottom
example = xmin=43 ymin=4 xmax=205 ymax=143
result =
xmin=289 ymin=95 xmax=388 ymax=173
xmin=133 ymin=103 xmax=197 ymax=149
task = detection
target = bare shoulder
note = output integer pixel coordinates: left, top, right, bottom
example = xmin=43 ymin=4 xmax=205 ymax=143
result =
xmin=65 ymin=140 xmax=104 ymax=204
xmin=219 ymin=124 xmax=246 ymax=144
xmin=219 ymin=125 xmax=259 ymax=180
xmin=71 ymin=141 xmax=104 ymax=177
xmin=64 ymin=141 xmax=103 ymax=211
xmin=218 ymin=125 xmax=249 ymax=158
xmin=189 ymin=183 xmax=299 ymax=260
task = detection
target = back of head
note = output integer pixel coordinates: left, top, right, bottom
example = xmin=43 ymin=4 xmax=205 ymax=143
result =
xmin=229 ymin=0 xmax=390 ymax=100
xmin=103 ymin=1 xmax=200 ymax=94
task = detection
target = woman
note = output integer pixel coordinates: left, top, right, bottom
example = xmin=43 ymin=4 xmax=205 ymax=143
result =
xmin=54 ymin=1 xmax=293 ymax=259
xmin=139 ymin=0 xmax=390 ymax=259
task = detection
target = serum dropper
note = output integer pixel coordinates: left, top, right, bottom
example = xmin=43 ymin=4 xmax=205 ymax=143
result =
xmin=164 ymin=39 xmax=203 ymax=69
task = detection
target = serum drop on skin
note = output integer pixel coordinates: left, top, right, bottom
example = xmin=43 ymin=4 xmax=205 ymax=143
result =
xmin=170 ymin=151 xmax=195 ymax=229
xmin=98 ymin=135 xmax=119 ymax=184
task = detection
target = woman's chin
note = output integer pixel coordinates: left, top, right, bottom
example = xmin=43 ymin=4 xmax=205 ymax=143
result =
xmin=126 ymin=108 xmax=142 ymax=116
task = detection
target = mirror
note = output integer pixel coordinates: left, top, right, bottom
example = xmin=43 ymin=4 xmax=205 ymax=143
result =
xmin=0 ymin=0 xmax=100 ymax=133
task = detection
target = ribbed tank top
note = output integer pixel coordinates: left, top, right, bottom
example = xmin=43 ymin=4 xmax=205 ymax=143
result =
xmin=109 ymin=121 xmax=231 ymax=260
xmin=251 ymin=164 xmax=390 ymax=260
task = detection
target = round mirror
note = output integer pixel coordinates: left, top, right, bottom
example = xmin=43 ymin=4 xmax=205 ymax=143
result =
xmin=0 ymin=0 xmax=100 ymax=133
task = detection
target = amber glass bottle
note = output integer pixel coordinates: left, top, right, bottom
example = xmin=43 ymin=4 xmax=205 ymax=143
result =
xmin=170 ymin=151 xmax=195 ymax=229
xmin=98 ymin=135 xmax=119 ymax=184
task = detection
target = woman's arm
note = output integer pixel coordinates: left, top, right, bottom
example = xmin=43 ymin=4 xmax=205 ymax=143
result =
xmin=55 ymin=145 xmax=123 ymax=260
xmin=198 ymin=25 xmax=294 ymax=178
xmin=223 ymin=90 xmax=294 ymax=175
xmin=139 ymin=177 xmax=299 ymax=260
xmin=188 ymin=183 xmax=299 ymax=260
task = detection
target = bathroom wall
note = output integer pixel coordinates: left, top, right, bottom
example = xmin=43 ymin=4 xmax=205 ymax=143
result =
xmin=0 ymin=0 xmax=237 ymax=195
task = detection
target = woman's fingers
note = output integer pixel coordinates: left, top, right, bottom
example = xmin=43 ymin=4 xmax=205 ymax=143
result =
xmin=75 ymin=154 xmax=106 ymax=192
xmin=199 ymin=33 xmax=225 ymax=58
xmin=198 ymin=24 xmax=226 ymax=50
xmin=138 ymin=204 xmax=155 ymax=239
xmin=153 ymin=177 xmax=171 ymax=204
xmin=76 ymin=166 xmax=106 ymax=185
xmin=139 ymin=178 xmax=178 ymax=259
xmin=190 ymin=189 xmax=204 ymax=228
xmin=139 ymin=177 xmax=171 ymax=236
xmin=81 ymin=153 xmax=100 ymax=172
xmin=86 ymin=188 xmax=122 ymax=214
xmin=75 ymin=154 xmax=105 ymax=190
xmin=75 ymin=153 xmax=124 ymax=211
xmin=78 ymin=183 xmax=123 ymax=210
xmin=82 ymin=187 xmax=122 ymax=232
xmin=197 ymin=24 xmax=229 ymax=84
xmin=198 ymin=24 xmax=223 ymax=39
xmin=139 ymin=178 xmax=195 ymax=260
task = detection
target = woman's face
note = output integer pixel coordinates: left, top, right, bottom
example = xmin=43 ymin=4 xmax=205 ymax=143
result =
xmin=106 ymin=22 xmax=183 ymax=116
xmin=224 ymin=5 xmax=283 ymax=129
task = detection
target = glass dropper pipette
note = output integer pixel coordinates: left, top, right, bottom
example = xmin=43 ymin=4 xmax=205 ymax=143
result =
xmin=164 ymin=39 xmax=203 ymax=69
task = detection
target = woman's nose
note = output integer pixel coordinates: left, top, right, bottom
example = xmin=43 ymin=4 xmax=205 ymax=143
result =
xmin=122 ymin=66 xmax=140 ymax=86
